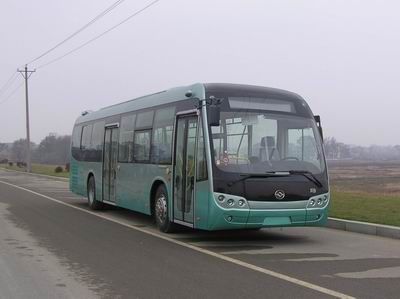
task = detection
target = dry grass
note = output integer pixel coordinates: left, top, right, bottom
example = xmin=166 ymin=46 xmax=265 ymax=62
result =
xmin=328 ymin=160 xmax=400 ymax=195
xmin=328 ymin=160 xmax=400 ymax=226
xmin=0 ymin=163 xmax=69 ymax=178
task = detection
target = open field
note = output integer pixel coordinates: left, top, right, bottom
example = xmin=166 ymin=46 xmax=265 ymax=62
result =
xmin=0 ymin=163 xmax=69 ymax=178
xmin=328 ymin=160 xmax=400 ymax=195
xmin=328 ymin=160 xmax=400 ymax=226
xmin=0 ymin=160 xmax=399 ymax=226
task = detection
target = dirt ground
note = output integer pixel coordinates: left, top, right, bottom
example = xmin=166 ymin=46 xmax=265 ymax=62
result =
xmin=328 ymin=160 xmax=400 ymax=196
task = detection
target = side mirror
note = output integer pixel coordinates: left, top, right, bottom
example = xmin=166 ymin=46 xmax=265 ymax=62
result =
xmin=314 ymin=115 xmax=323 ymax=139
xmin=208 ymin=105 xmax=220 ymax=126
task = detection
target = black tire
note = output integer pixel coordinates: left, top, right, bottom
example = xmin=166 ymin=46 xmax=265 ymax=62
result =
xmin=87 ymin=176 xmax=104 ymax=210
xmin=154 ymin=185 xmax=175 ymax=233
xmin=246 ymin=227 xmax=262 ymax=231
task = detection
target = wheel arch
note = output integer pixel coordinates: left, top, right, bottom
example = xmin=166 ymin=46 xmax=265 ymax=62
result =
xmin=86 ymin=171 xmax=95 ymax=186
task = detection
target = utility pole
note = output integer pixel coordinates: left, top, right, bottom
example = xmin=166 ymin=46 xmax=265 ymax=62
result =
xmin=17 ymin=65 xmax=35 ymax=173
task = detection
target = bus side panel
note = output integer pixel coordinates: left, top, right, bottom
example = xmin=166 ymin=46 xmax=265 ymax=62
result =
xmin=70 ymin=157 xmax=85 ymax=196
xmin=117 ymin=164 xmax=168 ymax=215
xmin=117 ymin=163 xmax=147 ymax=213
xmin=194 ymin=180 xmax=210 ymax=230
xmin=70 ymin=157 xmax=102 ymax=200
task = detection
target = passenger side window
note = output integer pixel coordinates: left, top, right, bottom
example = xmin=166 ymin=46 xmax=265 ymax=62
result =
xmin=136 ymin=110 xmax=154 ymax=129
xmin=151 ymin=106 xmax=175 ymax=164
xmin=92 ymin=122 xmax=105 ymax=151
xmin=134 ymin=130 xmax=151 ymax=162
xmin=81 ymin=124 xmax=93 ymax=150
xmin=71 ymin=125 xmax=83 ymax=160
xmin=91 ymin=121 xmax=105 ymax=162
xmin=72 ymin=125 xmax=82 ymax=149
xmin=119 ymin=114 xmax=136 ymax=162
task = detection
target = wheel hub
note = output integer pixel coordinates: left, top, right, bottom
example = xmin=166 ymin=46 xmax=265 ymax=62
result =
xmin=88 ymin=184 xmax=94 ymax=204
xmin=155 ymin=194 xmax=167 ymax=224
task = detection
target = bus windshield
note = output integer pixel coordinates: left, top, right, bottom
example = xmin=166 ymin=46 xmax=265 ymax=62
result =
xmin=211 ymin=110 xmax=326 ymax=175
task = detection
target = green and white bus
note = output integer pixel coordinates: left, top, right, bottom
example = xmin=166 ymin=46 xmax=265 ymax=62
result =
xmin=70 ymin=83 xmax=329 ymax=232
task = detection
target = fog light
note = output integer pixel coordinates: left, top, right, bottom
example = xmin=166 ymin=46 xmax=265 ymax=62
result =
xmin=218 ymin=195 xmax=225 ymax=202
xmin=238 ymin=199 xmax=245 ymax=207
xmin=227 ymin=216 xmax=233 ymax=222
xmin=227 ymin=198 xmax=235 ymax=206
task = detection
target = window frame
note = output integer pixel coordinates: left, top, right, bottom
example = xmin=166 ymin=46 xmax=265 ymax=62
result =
xmin=151 ymin=106 xmax=176 ymax=165
xmin=80 ymin=124 xmax=93 ymax=150
xmin=118 ymin=114 xmax=136 ymax=163
xmin=133 ymin=129 xmax=152 ymax=163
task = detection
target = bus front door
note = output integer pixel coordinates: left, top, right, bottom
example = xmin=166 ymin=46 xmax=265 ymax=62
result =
xmin=103 ymin=126 xmax=119 ymax=203
xmin=173 ymin=114 xmax=198 ymax=226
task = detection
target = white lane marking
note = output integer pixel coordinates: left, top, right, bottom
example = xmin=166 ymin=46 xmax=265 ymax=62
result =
xmin=0 ymin=180 xmax=355 ymax=299
xmin=336 ymin=266 xmax=400 ymax=279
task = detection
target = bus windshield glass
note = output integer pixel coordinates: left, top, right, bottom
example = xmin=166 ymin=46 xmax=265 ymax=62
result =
xmin=211 ymin=108 xmax=326 ymax=175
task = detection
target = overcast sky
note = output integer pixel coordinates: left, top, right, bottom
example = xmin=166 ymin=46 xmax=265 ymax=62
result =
xmin=0 ymin=0 xmax=399 ymax=146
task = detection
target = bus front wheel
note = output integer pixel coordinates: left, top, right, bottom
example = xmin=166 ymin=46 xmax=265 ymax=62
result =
xmin=154 ymin=185 xmax=175 ymax=233
xmin=87 ymin=176 xmax=104 ymax=210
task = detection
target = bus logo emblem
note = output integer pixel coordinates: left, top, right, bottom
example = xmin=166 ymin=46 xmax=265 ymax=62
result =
xmin=274 ymin=190 xmax=285 ymax=200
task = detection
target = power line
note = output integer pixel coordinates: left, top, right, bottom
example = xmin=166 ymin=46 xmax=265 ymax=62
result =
xmin=0 ymin=80 xmax=24 ymax=106
xmin=0 ymin=72 xmax=18 ymax=97
xmin=26 ymin=0 xmax=127 ymax=66
xmin=37 ymin=0 xmax=160 ymax=69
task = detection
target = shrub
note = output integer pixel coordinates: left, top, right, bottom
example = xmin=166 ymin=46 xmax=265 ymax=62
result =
xmin=54 ymin=166 xmax=63 ymax=173
xmin=16 ymin=161 xmax=27 ymax=168
xmin=8 ymin=162 xmax=13 ymax=167
xmin=0 ymin=159 xmax=8 ymax=164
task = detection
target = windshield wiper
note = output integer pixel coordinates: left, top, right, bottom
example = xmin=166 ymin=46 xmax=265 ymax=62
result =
xmin=287 ymin=170 xmax=323 ymax=188
xmin=228 ymin=173 xmax=286 ymax=187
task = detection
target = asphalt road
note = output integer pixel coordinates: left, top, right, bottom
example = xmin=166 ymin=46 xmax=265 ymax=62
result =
xmin=0 ymin=170 xmax=399 ymax=299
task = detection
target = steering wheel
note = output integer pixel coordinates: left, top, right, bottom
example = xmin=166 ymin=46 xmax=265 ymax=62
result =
xmin=281 ymin=156 xmax=299 ymax=161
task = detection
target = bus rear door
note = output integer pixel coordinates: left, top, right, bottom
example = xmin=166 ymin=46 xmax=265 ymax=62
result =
xmin=103 ymin=125 xmax=119 ymax=204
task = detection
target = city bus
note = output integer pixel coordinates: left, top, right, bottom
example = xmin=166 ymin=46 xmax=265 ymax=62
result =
xmin=70 ymin=83 xmax=329 ymax=232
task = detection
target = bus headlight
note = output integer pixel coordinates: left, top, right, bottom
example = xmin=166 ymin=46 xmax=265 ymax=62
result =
xmin=307 ymin=193 xmax=329 ymax=208
xmin=214 ymin=193 xmax=249 ymax=210
xmin=218 ymin=195 xmax=225 ymax=202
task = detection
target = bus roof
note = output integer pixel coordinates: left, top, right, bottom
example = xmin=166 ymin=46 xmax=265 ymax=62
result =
xmin=74 ymin=83 xmax=304 ymax=125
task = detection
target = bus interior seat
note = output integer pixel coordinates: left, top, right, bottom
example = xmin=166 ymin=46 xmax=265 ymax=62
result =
xmin=249 ymin=156 xmax=260 ymax=164
xmin=260 ymin=136 xmax=280 ymax=161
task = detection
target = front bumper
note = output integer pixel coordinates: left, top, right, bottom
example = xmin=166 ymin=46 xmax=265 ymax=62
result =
xmin=207 ymin=192 xmax=330 ymax=230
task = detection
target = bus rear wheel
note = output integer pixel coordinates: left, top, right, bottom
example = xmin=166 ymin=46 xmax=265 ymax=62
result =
xmin=87 ymin=176 xmax=104 ymax=210
xmin=154 ymin=185 xmax=175 ymax=233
